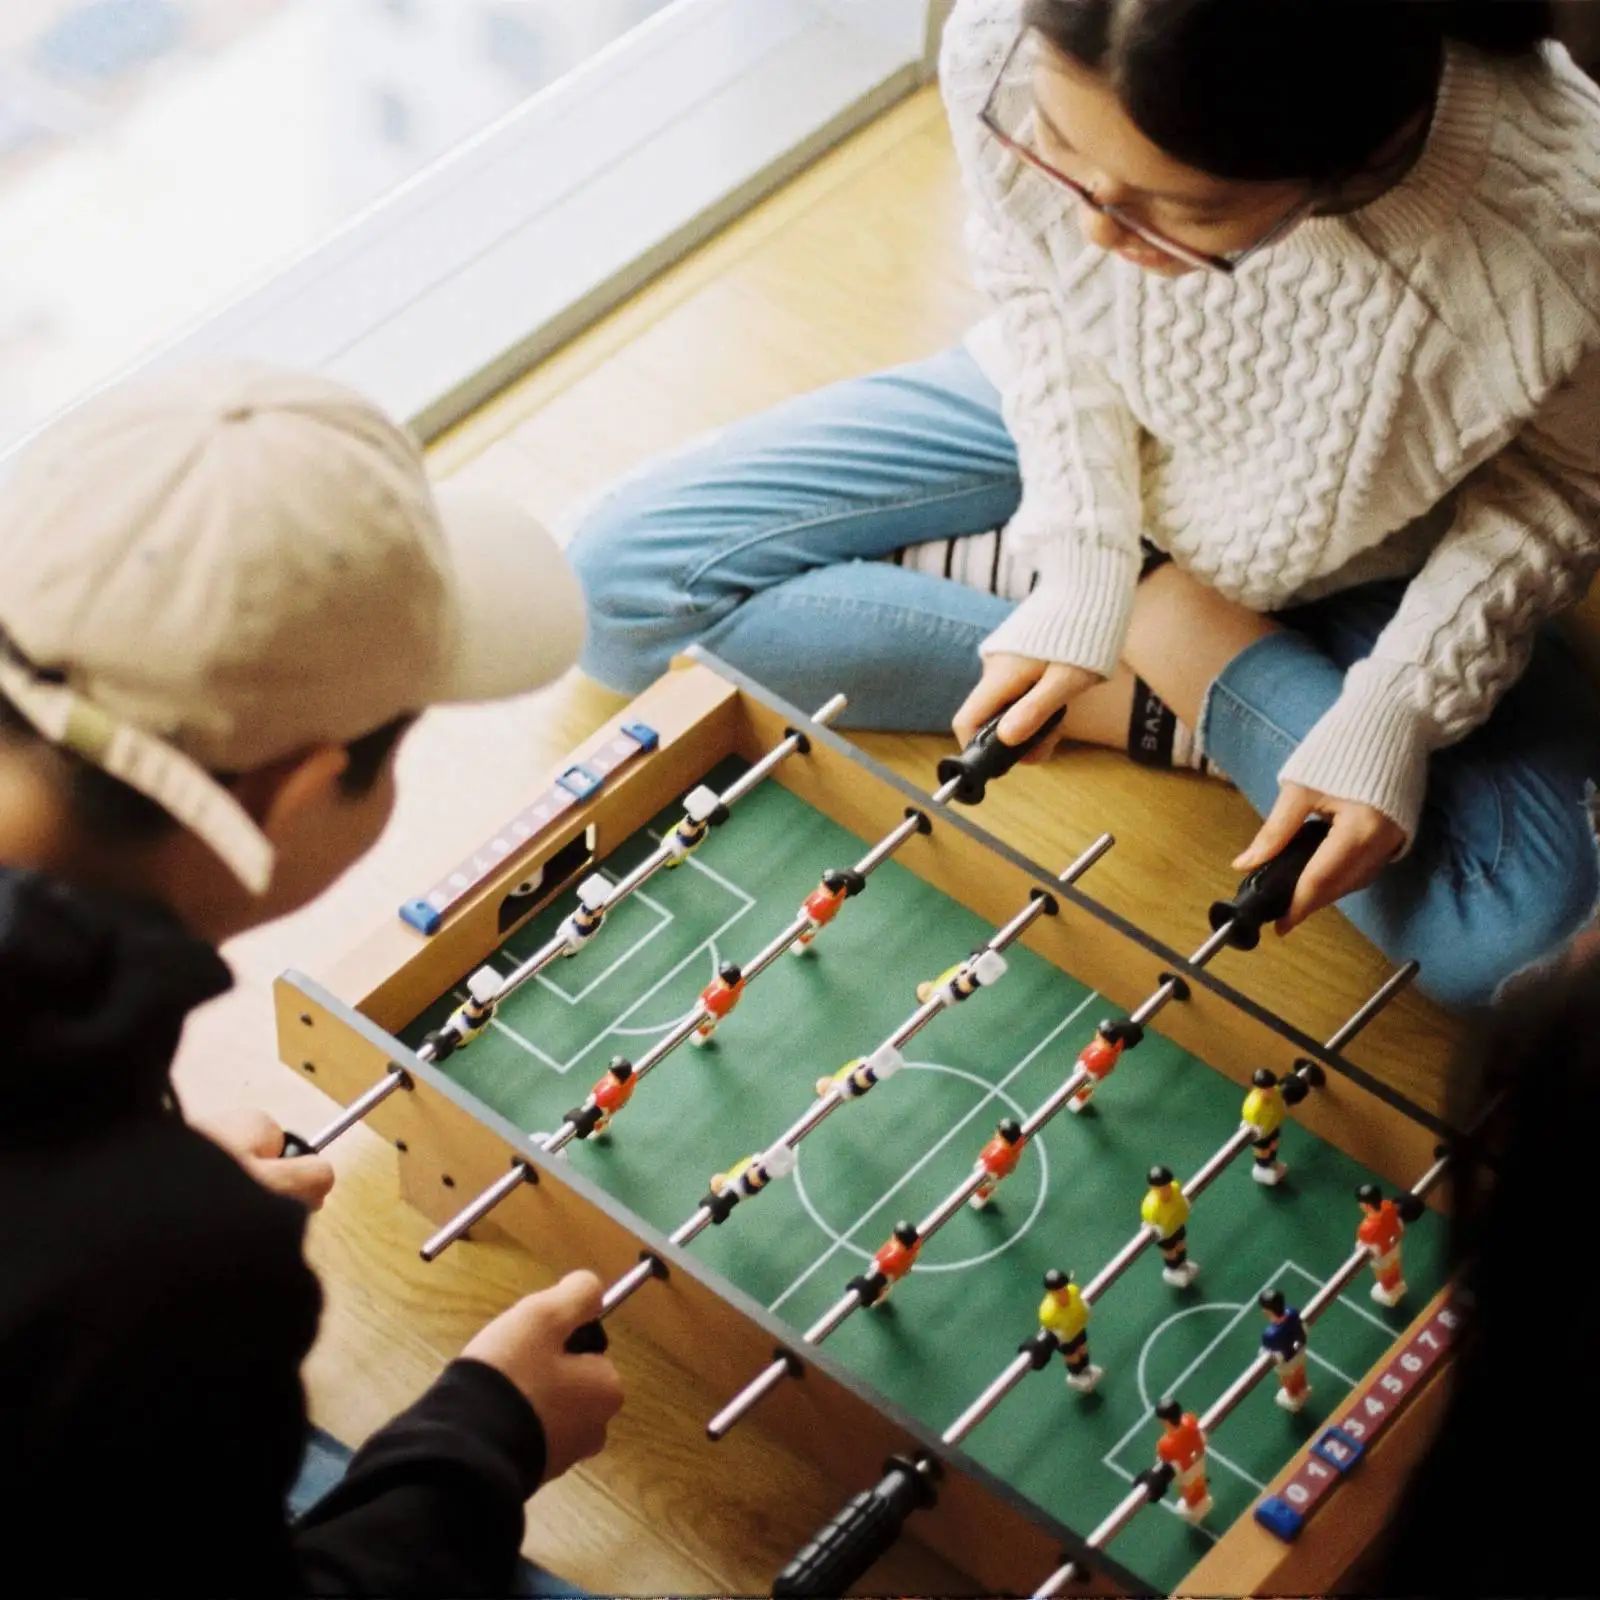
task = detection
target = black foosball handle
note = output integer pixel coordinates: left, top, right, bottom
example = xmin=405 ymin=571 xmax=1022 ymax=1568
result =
xmin=937 ymin=707 xmax=1067 ymax=805
xmin=1208 ymin=816 xmax=1333 ymax=950
xmin=564 ymin=1320 xmax=609 ymax=1356
xmin=772 ymin=1456 xmax=935 ymax=1598
xmin=280 ymin=1131 xmax=313 ymax=1158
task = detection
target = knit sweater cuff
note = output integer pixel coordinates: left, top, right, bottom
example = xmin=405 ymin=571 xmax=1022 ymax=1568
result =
xmin=980 ymin=544 xmax=1141 ymax=678
xmin=1278 ymin=663 xmax=1438 ymax=846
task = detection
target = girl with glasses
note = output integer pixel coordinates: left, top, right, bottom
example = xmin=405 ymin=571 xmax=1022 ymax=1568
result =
xmin=568 ymin=0 xmax=1600 ymax=1010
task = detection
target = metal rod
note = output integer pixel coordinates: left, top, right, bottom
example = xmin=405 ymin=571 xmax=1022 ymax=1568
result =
xmin=499 ymin=691 xmax=848 ymax=998
xmin=1019 ymin=1066 xmax=1092 ymax=1142
xmin=419 ymin=1163 xmax=530 ymax=1261
xmin=601 ymin=1205 xmax=715 ymax=1317
xmin=947 ymin=959 xmax=1422 ymax=1453
xmin=1325 ymin=959 xmax=1420 ymax=1052
xmin=706 ymin=1359 xmax=794 ymax=1436
xmin=305 ymin=1068 xmax=409 ymax=1154
xmin=1031 ymin=1148 xmax=1451 ymax=1597
xmin=618 ymin=846 xmax=1118 ymax=1347
xmin=600 ymin=1256 xmax=659 ymax=1315
xmin=855 ymin=811 xmax=925 ymax=876
xmin=1127 ymin=921 xmax=1237 ymax=1028
xmin=943 ymin=1350 xmax=1037 ymax=1443
xmin=327 ymin=696 xmax=853 ymax=1164
xmin=1082 ymin=1225 xmax=1162 ymax=1306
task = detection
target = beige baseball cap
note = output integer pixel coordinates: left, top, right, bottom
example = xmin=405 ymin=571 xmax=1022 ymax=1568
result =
xmin=0 ymin=361 xmax=585 ymax=895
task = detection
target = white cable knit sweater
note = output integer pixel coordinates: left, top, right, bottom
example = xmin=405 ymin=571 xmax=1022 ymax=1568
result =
xmin=946 ymin=0 xmax=1600 ymax=842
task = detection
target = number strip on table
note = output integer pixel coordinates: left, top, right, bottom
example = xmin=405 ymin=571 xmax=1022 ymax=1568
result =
xmin=1253 ymin=1294 xmax=1465 ymax=1541
xmin=400 ymin=721 xmax=659 ymax=935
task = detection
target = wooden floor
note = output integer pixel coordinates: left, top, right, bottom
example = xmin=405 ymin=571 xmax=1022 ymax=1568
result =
xmin=172 ymin=87 xmax=1465 ymax=1594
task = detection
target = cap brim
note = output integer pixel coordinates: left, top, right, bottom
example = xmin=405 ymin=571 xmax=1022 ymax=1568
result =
xmin=430 ymin=481 xmax=587 ymax=705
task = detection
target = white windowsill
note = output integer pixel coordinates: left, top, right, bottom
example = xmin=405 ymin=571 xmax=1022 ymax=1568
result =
xmin=114 ymin=0 xmax=930 ymax=444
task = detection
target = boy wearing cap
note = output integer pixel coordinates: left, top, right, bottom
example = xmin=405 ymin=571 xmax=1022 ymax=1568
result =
xmin=0 ymin=364 xmax=619 ymax=1593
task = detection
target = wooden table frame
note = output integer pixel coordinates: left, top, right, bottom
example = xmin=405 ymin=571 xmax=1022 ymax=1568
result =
xmin=276 ymin=651 xmax=1455 ymax=1597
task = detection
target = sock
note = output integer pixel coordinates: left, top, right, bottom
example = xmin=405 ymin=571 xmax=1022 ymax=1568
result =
xmin=891 ymin=526 xmax=1038 ymax=604
xmin=1130 ymin=677 xmax=1216 ymax=776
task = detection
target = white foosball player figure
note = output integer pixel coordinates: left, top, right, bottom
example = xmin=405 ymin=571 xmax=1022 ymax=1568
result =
xmin=558 ymin=874 xmax=615 ymax=956
xmin=915 ymin=949 xmax=1008 ymax=1009
xmin=663 ymin=785 xmax=723 ymax=866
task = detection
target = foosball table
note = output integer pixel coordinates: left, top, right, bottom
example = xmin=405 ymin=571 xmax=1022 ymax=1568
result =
xmin=276 ymin=651 xmax=1461 ymax=1597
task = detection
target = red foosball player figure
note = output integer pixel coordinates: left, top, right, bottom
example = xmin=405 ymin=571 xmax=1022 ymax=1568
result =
xmin=1259 ymin=1289 xmax=1311 ymax=1411
xmin=1356 ymin=1182 xmax=1409 ymax=1305
xmin=1039 ymin=1269 xmax=1102 ymax=1394
xmin=691 ymin=960 xmax=746 ymax=1046
xmin=1240 ymin=1067 xmax=1290 ymax=1185
xmin=789 ymin=868 xmax=862 ymax=956
xmin=970 ymin=1117 xmax=1027 ymax=1209
xmin=1154 ymin=1398 xmax=1214 ymax=1522
xmin=1142 ymin=1165 xmax=1200 ymax=1288
xmin=1067 ymin=1023 xmax=1127 ymax=1114
xmin=870 ymin=1221 xmax=923 ymax=1305
xmin=589 ymin=1056 xmax=636 ymax=1136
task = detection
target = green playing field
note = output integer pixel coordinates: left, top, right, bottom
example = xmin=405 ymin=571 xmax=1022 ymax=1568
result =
xmin=405 ymin=758 xmax=1445 ymax=1594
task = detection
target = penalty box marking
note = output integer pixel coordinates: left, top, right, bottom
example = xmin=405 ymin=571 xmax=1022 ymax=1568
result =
xmin=768 ymin=991 xmax=1101 ymax=1315
xmin=510 ymin=875 xmax=676 ymax=1007
xmin=473 ymin=845 xmax=757 ymax=1075
xmin=1104 ymin=1257 xmax=1378 ymax=1504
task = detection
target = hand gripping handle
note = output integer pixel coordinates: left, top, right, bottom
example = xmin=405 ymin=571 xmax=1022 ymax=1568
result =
xmin=936 ymin=707 xmax=1067 ymax=806
xmin=564 ymin=1321 xmax=609 ymax=1356
xmin=1208 ymin=817 xmax=1332 ymax=950
xmin=772 ymin=1457 xmax=936 ymax=1597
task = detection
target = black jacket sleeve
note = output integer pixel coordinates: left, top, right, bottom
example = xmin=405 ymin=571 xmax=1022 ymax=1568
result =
xmin=292 ymin=1359 xmax=548 ymax=1597
xmin=8 ymin=1128 xmax=548 ymax=1599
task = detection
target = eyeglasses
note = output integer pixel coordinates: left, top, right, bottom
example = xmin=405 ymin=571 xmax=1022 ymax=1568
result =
xmin=979 ymin=29 xmax=1316 ymax=275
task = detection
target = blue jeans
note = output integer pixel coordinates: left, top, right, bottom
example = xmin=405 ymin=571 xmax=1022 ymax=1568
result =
xmin=568 ymin=344 xmax=1600 ymax=1007
xmin=289 ymin=1428 xmax=587 ymax=1597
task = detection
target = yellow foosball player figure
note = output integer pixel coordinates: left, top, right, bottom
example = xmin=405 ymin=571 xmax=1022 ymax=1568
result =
xmin=914 ymin=948 xmax=1007 ymax=1008
xmin=709 ymin=1154 xmax=761 ymax=1199
xmin=1039 ymin=1269 xmax=1102 ymax=1394
xmin=1239 ymin=1063 xmax=1317 ymax=1185
xmin=1240 ymin=1066 xmax=1290 ymax=1185
xmin=814 ymin=1044 xmax=905 ymax=1101
xmin=1142 ymin=1165 xmax=1200 ymax=1288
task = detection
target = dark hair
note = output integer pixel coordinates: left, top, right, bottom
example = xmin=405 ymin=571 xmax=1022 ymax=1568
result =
xmin=1023 ymin=0 xmax=1555 ymax=183
xmin=0 ymin=694 xmax=411 ymax=844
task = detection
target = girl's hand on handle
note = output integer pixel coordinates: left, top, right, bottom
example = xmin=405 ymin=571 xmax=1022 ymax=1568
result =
xmin=953 ymin=653 xmax=1101 ymax=762
xmin=1235 ymin=782 xmax=1404 ymax=934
